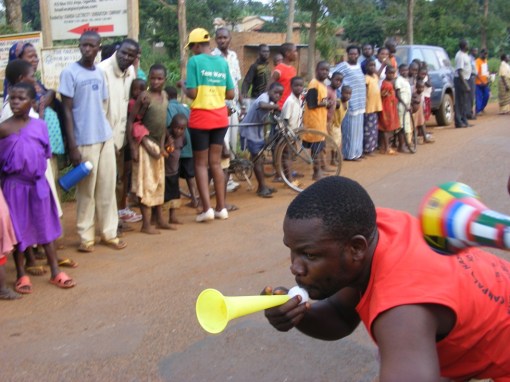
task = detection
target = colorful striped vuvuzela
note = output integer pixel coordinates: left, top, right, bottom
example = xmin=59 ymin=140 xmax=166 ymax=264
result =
xmin=419 ymin=182 xmax=510 ymax=254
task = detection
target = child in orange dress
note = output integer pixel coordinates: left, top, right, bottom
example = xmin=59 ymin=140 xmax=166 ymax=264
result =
xmin=378 ymin=66 xmax=399 ymax=154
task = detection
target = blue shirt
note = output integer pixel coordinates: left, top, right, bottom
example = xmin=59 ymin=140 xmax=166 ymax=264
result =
xmin=58 ymin=62 xmax=112 ymax=146
xmin=239 ymin=93 xmax=271 ymax=143
xmin=167 ymin=99 xmax=192 ymax=158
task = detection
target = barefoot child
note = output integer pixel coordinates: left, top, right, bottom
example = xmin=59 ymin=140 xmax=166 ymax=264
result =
xmin=327 ymin=72 xmax=343 ymax=164
xmin=417 ymin=65 xmax=433 ymax=122
xmin=239 ymin=82 xmax=283 ymax=198
xmin=412 ymin=79 xmax=434 ymax=144
xmin=395 ymin=64 xmax=412 ymax=152
xmin=0 ymin=187 xmax=20 ymax=300
xmin=0 ymin=83 xmax=76 ymax=293
xmin=164 ymin=114 xmax=187 ymax=226
xmin=303 ymin=61 xmax=330 ymax=180
xmin=378 ymin=66 xmax=399 ymax=154
xmin=364 ymin=59 xmax=382 ymax=155
xmin=127 ymin=64 xmax=173 ymax=234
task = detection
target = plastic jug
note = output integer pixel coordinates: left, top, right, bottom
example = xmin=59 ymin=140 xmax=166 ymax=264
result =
xmin=58 ymin=161 xmax=93 ymax=192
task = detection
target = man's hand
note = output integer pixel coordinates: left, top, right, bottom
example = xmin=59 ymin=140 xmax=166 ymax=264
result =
xmin=262 ymin=286 xmax=309 ymax=332
xmin=68 ymin=147 xmax=82 ymax=166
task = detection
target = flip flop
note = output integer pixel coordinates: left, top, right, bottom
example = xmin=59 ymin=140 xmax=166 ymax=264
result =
xmin=101 ymin=238 xmax=127 ymax=250
xmin=78 ymin=241 xmax=95 ymax=253
xmin=49 ymin=272 xmax=76 ymax=289
xmin=226 ymin=204 xmax=239 ymax=212
xmin=257 ymin=189 xmax=274 ymax=198
xmin=14 ymin=276 xmax=32 ymax=294
xmin=58 ymin=258 xmax=78 ymax=268
xmin=25 ymin=265 xmax=47 ymax=276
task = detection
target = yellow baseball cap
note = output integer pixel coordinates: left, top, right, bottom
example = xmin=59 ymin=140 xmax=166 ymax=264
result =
xmin=185 ymin=28 xmax=210 ymax=48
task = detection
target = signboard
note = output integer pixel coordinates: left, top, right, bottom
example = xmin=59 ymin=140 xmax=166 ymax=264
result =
xmin=0 ymin=32 xmax=43 ymax=95
xmin=49 ymin=0 xmax=128 ymax=41
xmin=40 ymin=46 xmax=101 ymax=91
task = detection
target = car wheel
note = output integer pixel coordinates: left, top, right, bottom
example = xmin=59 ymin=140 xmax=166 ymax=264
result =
xmin=436 ymin=93 xmax=453 ymax=126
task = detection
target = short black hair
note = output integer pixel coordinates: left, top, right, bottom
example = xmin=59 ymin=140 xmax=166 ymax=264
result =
xmin=341 ymin=85 xmax=352 ymax=93
xmin=291 ymin=76 xmax=304 ymax=86
xmin=459 ymin=39 xmax=468 ymax=50
xmin=269 ymin=82 xmax=284 ymax=91
xmin=316 ymin=60 xmax=329 ymax=70
xmin=169 ymin=113 xmax=188 ymax=130
xmin=5 ymin=59 xmax=32 ymax=85
xmin=165 ymin=86 xmax=178 ymax=99
xmin=330 ymin=71 xmax=344 ymax=80
xmin=259 ymin=43 xmax=268 ymax=51
xmin=377 ymin=47 xmax=389 ymax=55
xmin=10 ymin=82 xmax=36 ymax=99
xmin=286 ymin=177 xmax=377 ymax=241
xmin=280 ymin=43 xmax=295 ymax=57
xmin=80 ymin=30 xmax=101 ymax=42
xmin=149 ymin=63 xmax=167 ymax=77
xmin=398 ymin=63 xmax=408 ymax=70
xmin=346 ymin=45 xmax=360 ymax=54
xmin=121 ymin=38 xmax=140 ymax=52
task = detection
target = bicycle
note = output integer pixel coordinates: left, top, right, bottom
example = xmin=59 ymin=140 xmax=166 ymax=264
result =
xmin=403 ymin=109 xmax=417 ymax=154
xmin=230 ymin=114 xmax=342 ymax=192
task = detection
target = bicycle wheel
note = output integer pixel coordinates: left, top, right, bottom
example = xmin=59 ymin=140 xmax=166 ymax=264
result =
xmin=262 ymin=149 xmax=277 ymax=177
xmin=404 ymin=111 xmax=417 ymax=154
xmin=275 ymin=129 xmax=342 ymax=192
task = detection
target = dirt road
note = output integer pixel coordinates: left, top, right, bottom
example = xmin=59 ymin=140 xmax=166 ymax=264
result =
xmin=2 ymin=104 xmax=510 ymax=381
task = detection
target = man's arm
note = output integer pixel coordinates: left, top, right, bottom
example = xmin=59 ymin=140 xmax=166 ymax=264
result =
xmin=241 ymin=64 xmax=256 ymax=98
xmin=265 ymin=287 xmax=361 ymax=340
xmin=373 ymin=304 xmax=443 ymax=381
xmin=61 ymin=95 xmax=81 ymax=166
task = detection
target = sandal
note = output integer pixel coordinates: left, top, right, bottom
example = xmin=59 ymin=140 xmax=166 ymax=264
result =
xmin=49 ymin=272 xmax=76 ymax=289
xmin=257 ymin=188 xmax=274 ymax=198
xmin=78 ymin=241 xmax=95 ymax=253
xmin=14 ymin=275 xmax=32 ymax=294
xmin=101 ymin=237 xmax=127 ymax=250
xmin=58 ymin=258 xmax=79 ymax=268
xmin=25 ymin=265 xmax=47 ymax=276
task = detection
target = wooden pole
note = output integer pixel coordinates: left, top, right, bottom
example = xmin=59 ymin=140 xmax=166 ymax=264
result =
xmin=128 ymin=0 xmax=140 ymax=41
xmin=39 ymin=0 xmax=53 ymax=47
xmin=178 ymin=0 xmax=187 ymax=81
xmin=286 ymin=0 xmax=295 ymax=43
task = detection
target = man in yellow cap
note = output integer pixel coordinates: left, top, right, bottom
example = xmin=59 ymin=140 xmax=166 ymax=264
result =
xmin=183 ymin=28 xmax=235 ymax=222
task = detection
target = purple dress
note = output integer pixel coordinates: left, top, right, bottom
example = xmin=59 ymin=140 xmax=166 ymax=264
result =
xmin=0 ymin=118 xmax=61 ymax=251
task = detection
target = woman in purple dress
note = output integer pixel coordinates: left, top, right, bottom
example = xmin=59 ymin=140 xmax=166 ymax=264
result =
xmin=0 ymin=83 xmax=75 ymax=293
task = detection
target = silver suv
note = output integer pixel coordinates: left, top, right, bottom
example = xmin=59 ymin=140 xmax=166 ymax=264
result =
xmin=395 ymin=45 xmax=455 ymax=126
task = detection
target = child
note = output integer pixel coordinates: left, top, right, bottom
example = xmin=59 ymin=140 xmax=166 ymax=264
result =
xmin=417 ymin=65 xmax=433 ymax=122
xmin=303 ymin=61 xmax=331 ymax=180
xmin=327 ymin=72 xmax=343 ymax=164
xmin=3 ymin=59 xmax=77 ymax=271
xmin=127 ymin=64 xmax=173 ymax=234
xmin=272 ymin=43 xmax=298 ymax=109
xmin=378 ymin=65 xmax=399 ymax=154
xmin=239 ymin=82 xmax=283 ymax=198
xmin=408 ymin=61 xmax=420 ymax=90
xmin=0 ymin=187 xmax=20 ymax=300
xmin=364 ymin=59 xmax=382 ymax=156
xmin=333 ymin=85 xmax=352 ymax=158
xmin=395 ymin=64 xmax=413 ymax=152
xmin=0 ymin=83 xmax=76 ymax=292
xmin=281 ymin=76 xmax=304 ymax=184
xmin=282 ymin=76 xmax=304 ymax=132
xmin=164 ymin=114 xmax=187 ymax=226
xmin=412 ymin=79 xmax=434 ymax=144
xmin=165 ymin=86 xmax=199 ymax=209
xmin=118 ymin=79 xmax=147 ymax=224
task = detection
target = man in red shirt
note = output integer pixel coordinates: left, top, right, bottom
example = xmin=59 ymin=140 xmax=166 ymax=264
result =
xmin=271 ymin=43 xmax=297 ymax=109
xmin=264 ymin=176 xmax=510 ymax=381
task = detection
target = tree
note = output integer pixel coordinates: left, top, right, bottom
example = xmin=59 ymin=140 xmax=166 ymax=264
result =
xmin=287 ymin=0 xmax=295 ymax=42
xmin=5 ymin=0 xmax=22 ymax=32
xmin=407 ymin=0 xmax=415 ymax=44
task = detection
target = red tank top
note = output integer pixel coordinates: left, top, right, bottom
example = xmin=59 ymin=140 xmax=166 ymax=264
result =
xmin=357 ymin=208 xmax=510 ymax=381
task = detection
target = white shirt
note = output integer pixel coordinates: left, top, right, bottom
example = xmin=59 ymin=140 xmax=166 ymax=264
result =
xmin=212 ymin=48 xmax=241 ymax=105
xmin=455 ymin=50 xmax=472 ymax=80
xmin=281 ymin=92 xmax=302 ymax=131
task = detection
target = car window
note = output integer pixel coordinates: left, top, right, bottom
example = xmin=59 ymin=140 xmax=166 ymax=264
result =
xmin=410 ymin=49 xmax=424 ymax=63
xmin=422 ymin=49 xmax=439 ymax=71
xmin=435 ymin=49 xmax=452 ymax=68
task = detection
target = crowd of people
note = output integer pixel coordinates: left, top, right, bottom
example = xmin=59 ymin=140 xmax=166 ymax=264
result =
xmin=0 ymin=28 xmax=504 ymax=300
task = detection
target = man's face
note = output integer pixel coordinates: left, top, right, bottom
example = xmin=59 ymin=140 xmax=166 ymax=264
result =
xmin=260 ymin=46 xmax=270 ymax=61
xmin=362 ymin=45 xmax=373 ymax=58
xmin=283 ymin=217 xmax=362 ymax=300
xmin=116 ymin=42 xmax=138 ymax=71
xmin=215 ymin=29 xmax=231 ymax=50
xmin=347 ymin=48 xmax=359 ymax=65
xmin=79 ymin=35 xmax=100 ymax=61
xmin=316 ymin=63 xmax=330 ymax=81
